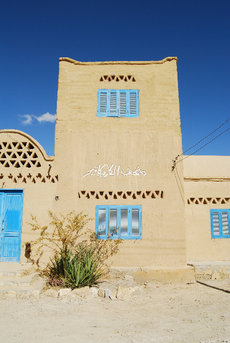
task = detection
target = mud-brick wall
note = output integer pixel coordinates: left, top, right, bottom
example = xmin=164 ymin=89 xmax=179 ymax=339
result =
xmin=0 ymin=130 xmax=58 ymax=262
xmin=184 ymin=156 xmax=230 ymax=262
xmin=54 ymin=57 xmax=187 ymax=268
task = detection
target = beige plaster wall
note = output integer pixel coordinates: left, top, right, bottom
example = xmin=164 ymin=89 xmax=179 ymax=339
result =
xmin=0 ymin=130 xmax=58 ymax=262
xmin=184 ymin=156 xmax=230 ymax=262
xmin=54 ymin=57 xmax=187 ymax=268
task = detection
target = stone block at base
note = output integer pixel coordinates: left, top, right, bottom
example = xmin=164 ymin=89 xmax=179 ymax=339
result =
xmin=110 ymin=266 xmax=195 ymax=284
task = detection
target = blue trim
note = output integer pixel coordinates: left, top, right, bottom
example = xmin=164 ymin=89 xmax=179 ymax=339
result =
xmin=97 ymin=89 xmax=139 ymax=117
xmin=210 ymin=209 xmax=230 ymax=239
xmin=0 ymin=189 xmax=24 ymax=193
xmin=96 ymin=205 xmax=142 ymax=240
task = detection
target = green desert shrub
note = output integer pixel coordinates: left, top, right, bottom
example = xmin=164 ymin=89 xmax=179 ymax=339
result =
xmin=49 ymin=248 xmax=104 ymax=288
xmin=30 ymin=211 xmax=120 ymax=288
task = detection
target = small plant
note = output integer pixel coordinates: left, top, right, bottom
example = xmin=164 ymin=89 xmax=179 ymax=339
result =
xmin=48 ymin=248 xmax=104 ymax=288
xmin=30 ymin=211 xmax=121 ymax=288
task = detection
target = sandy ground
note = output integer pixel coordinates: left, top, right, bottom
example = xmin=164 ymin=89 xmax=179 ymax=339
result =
xmin=0 ymin=281 xmax=230 ymax=343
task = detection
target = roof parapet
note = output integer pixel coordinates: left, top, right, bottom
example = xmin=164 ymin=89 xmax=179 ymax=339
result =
xmin=59 ymin=57 xmax=177 ymax=65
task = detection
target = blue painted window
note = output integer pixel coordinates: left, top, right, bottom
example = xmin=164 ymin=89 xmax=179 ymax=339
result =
xmin=97 ymin=89 xmax=139 ymax=117
xmin=95 ymin=205 xmax=142 ymax=239
xmin=210 ymin=209 xmax=230 ymax=238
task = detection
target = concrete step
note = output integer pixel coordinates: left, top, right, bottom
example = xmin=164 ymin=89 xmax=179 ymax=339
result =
xmin=188 ymin=261 xmax=230 ymax=280
xmin=0 ymin=281 xmax=32 ymax=288
xmin=0 ymin=271 xmax=21 ymax=277
xmin=0 ymin=262 xmax=46 ymax=295
xmin=0 ymin=288 xmax=41 ymax=299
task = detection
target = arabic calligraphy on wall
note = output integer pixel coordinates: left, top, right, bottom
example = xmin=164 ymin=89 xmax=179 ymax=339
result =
xmin=83 ymin=164 xmax=147 ymax=178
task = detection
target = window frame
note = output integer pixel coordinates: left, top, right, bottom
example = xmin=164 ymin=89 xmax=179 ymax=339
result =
xmin=97 ymin=89 xmax=139 ymax=118
xmin=95 ymin=205 xmax=142 ymax=240
xmin=210 ymin=209 xmax=230 ymax=238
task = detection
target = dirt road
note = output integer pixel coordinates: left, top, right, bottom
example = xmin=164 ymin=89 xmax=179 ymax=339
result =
xmin=0 ymin=281 xmax=230 ymax=343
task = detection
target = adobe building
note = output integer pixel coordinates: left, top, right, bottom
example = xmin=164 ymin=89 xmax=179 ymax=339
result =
xmin=0 ymin=57 xmax=229 ymax=280
xmin=184 ymin=156 xmax=230 ymax=272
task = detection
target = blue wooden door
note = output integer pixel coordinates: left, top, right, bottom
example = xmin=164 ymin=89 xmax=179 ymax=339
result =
xmin=0 ymin=190 xmax=23 ymax=262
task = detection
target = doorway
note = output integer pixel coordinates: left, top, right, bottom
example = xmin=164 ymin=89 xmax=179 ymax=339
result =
xmin=0 ymin=190 xmax=23 ymax=262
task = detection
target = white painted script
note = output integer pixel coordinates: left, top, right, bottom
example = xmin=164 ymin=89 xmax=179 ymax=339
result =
xmin=83 ymin=164 xmax=146 ymax=178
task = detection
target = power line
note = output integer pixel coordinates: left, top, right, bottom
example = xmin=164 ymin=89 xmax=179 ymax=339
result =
xmin=183 ymin=117 xmax=230 ymax=155
xmin=171 ymin=119 xmax=230 ymax=171
xmin=181 ymin=125 xmax=230 ymax=161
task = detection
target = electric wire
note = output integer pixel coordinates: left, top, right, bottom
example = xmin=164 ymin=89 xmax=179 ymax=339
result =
xmin=180 ymin=125 xmax=230 ymax=162
xmin=182 ymin=117 xmax=230 ymax=155
xmin=171 ymin=116 xmax=230 ymax=170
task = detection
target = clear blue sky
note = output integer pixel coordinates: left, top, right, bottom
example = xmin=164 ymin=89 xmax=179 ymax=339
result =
xmin=1 ymin=0 xmax=229 ymax=156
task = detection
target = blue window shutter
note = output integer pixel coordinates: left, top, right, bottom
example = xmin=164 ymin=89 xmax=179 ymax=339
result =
xmin=109 ymin=91 xmax=118 ymax=116
xmin=221 ymin=211 xmax=229 ymax=235
xmin=130 ymin=90 xmax=139 ymax=116
xmin=97 ymin=89 xmax=139 ymax=117
xmin=98 ymin=90 xmax=108 ymax=116
xmin=210 ymin=209 xmax=230 ymax=238
xmin=119 ymin=91 xmax=127 ymax=116
xmin=211 ymin=210 xmax=220 ymax=237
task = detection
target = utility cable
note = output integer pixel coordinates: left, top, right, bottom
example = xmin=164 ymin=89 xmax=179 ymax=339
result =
xmin=183 ymin=117 xmax=230 ymax=155
xmin=171 ymin=121 xmax=230 ymax=171
xmin=181 ymin=125 xmax=230 ymax=162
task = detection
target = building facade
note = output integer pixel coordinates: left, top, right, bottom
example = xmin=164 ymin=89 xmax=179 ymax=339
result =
xmin=0 ymin=57 xmax=229 ymax=279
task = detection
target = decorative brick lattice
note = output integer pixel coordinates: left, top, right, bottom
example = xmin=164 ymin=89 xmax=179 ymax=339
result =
xmin=187 ymin=197 xmax=230 ymax=205
xmin=0 ymin=173 xmax=58 ymax=184
xmin=78 ymin=190 xmax=163 ymax=200
xmin=0 ymin=141 xmax=41 ymax=168
xmin=99 ymin=75 xmax=136 ymax=82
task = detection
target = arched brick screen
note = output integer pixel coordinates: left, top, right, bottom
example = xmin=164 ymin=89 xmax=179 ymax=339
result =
xmin=0 ymin=130 xmax=58 ymax=184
